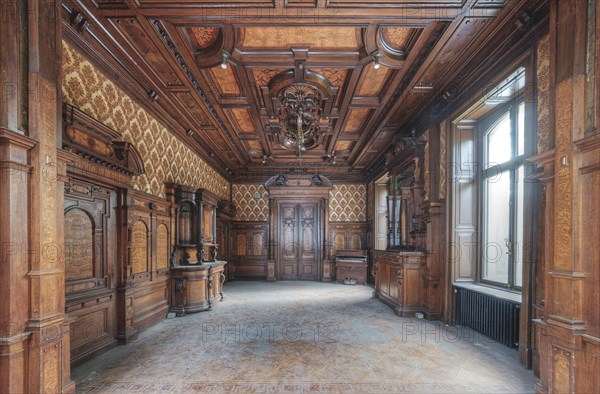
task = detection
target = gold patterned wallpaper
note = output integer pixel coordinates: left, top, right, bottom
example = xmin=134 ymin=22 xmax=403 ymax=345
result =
xmin=536 ymin=33 xmax=552 ymax=154
xmin=61 ymin=41 xmax=229 ymax=199
xmin=329 ymin=184 xmax=367 ymax=222
xmin=232 ymin=184 xmax=269 ymax=221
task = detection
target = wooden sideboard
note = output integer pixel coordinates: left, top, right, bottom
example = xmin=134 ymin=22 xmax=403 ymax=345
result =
xmin=170 ymin=261 xmax=226 ymax=316
xmin=372 ymin=250 xmax=425 ymax=317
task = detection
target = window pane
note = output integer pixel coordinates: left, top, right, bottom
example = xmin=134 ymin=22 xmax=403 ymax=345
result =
xmin=518 ymin=102 xmax=525 ymax=156
xmin=515 ymin=166 xmax=525 ymax=287
xmin=483 ymin=171 xmax=510 ymax=284
xmin=486 ymin=113 xmax=511 ymax=169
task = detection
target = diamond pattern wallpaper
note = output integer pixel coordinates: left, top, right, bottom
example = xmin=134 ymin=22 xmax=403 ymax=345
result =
xmin=61 ymin=41 xmax=229 ymax=199
xmin=329 ymin=184 xmax=367 ymax=222
xmin=232 ymin=184 xmax=269 ymax=221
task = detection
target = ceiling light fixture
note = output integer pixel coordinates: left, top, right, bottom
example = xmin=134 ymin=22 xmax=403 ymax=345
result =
xmin=278 ymin=84 xmax=322 ymax=158
xmin=372 ymin=52 xmax=381 ymax=70
xmin=220 ymin=51 xmax=229 ymax=69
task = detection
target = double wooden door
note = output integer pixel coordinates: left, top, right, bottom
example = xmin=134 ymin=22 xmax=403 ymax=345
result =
xmin=278 ymin=201 xmax=321 ymax=280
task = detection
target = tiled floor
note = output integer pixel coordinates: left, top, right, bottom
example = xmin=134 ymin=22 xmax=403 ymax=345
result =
xmin=73 ymin=281 xmax=537 ymax=393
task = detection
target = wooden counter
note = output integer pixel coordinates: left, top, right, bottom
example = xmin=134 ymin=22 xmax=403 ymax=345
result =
xmin=372 ymin=250 xmax=425 ymax=317
xmin=170 ymin=261 xmax=226 ymax=316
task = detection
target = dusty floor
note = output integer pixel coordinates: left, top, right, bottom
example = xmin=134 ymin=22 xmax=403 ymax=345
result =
xmin=73 ymin=281 xmax=537 ymax=393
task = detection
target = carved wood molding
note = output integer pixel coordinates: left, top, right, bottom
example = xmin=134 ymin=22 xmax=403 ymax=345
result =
xmin=62 ymin=104 xmax=145 ymax=178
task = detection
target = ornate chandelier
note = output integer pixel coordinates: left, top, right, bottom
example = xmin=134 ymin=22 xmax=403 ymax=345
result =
xmin=278 ymin=84 xmax=322 ymax=157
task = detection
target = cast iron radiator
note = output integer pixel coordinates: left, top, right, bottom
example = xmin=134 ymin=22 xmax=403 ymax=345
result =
xmin=454 ymin=286 xmax=520 ymax=348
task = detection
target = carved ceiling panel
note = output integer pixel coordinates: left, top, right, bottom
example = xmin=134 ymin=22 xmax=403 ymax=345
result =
xmin=208 ymin=66 xmax=241 ymax=96
xmin=190 ymin=27 xmax=220 ymax=49
xmin=229 ymin=108 xmax=256 ymax=133
xmin=379 ymin=26 xmax=421 ymax=61
xmin=343 ymin=109 xmax=371 ymax=134
xmin=356 ymin=66 xmax=391 ymax=97
xmin=239 ymin=27 xmax=360 ymax=50
xmin=62 ymin=0 xmax=545 ymax=182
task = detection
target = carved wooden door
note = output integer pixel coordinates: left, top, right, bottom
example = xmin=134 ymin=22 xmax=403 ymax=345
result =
xmin=278 ymin=202 xmax=320 ymax=280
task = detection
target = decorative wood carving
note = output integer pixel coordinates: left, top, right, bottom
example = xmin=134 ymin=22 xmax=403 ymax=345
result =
xmin=61 ymin=0 xmax=548 ymax=181
xmin=190 ymin=27 xmax=220 ymax=49
xmin=117 ymin=189 xmax=171 ymax=344
xmin=64 ymin=209 xmax=94 ymax=280
xmin=63 ymin=105 xmax=145 ymax=178
xmin=230 ymin=222 xmax=269 ymax=279
xmin=131 ymin=220 xmax=148 ymax=274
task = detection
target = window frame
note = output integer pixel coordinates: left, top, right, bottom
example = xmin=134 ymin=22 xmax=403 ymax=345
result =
xmin=475 ymin=64 xmax=535 ymax=292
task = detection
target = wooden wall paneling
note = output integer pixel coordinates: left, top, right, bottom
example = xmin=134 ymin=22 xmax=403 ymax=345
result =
xmin=230 ymin=222 xmax=269 ymax=279
xmin=118 ymin=190 xmax=171 ymax=343
xmin=420 ymin=119 xmax=447 ymax=321
xmin=534 ymin=1 xmax=600 ymax=392
xmin=0 ymin=0 xmax=76 ymax=391
xmin=217 ymin=200 xmax=236 ymax=280
xmin=327 ymin=222 xmax=368 ymax=281
xmin=64 ymin=177 xmax=118 ymax=366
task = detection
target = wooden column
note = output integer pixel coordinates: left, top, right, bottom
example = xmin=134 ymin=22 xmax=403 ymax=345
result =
xmin=0 ymin=0 xmax=74 ymax=392
xmin=422 ymin=118 xmax=446 ymax=321
xmin=535 ymin=0 xmax=600 ymax=392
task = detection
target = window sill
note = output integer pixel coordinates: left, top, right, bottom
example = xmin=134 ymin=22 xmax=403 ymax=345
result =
xmin=453 ymin=282 xmax=521 ymax=304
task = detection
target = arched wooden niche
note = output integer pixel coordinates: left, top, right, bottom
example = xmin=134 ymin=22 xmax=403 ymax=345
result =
xmin=64 ymin=208 xmax=94 ymax=281
xmin=178 ymin=202 xmax=195 ymax=245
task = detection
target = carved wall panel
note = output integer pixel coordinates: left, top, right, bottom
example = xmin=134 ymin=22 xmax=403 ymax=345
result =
xmin=131 ymin=221 xmax=148 ymax=274
xmin=230 ymin=222 xmax=269 ymax=278
xmin=64 ymin=179 xmax=117 ymax=365
xmin=156 ymin=224 xmax=169 ymax=270
xmin=64 ymin=209 xmax=94 ymax=280
xmin=329 ymin=184 xmax=367 ymax=222
xmin=118 ymin=190 xmax=171 ymax=343
xmin=232 ymin=184 xmax=269 ymax=221
xmin=536 ymin=33 xmax=552 ymax=153
xmin=328 ymin=222 xmax=368 ymax=260
xmin=62 ymin=41 xmax=229 ymax=199
xmin=237 ymin=233 xmax=247 ymax=256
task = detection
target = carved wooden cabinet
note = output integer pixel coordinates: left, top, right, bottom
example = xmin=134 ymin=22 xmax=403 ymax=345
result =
xmin=165 ymin=184 xmax=227 ymax=316
xmin=372 ymin=133 xmax=428 ymax=317
xmin=373 ymin=250 xmax=425 ymax=317
xmin=170 ymin=262 xmax=226 ymax=316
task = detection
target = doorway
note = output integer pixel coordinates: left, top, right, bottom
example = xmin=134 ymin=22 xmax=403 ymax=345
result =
xmin=277 ymin=201 xmax=321 ymax=280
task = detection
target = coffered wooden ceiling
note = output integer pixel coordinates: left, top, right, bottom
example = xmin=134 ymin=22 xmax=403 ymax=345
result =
xmin=61 ymin=0 xmax=544 ymax=182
